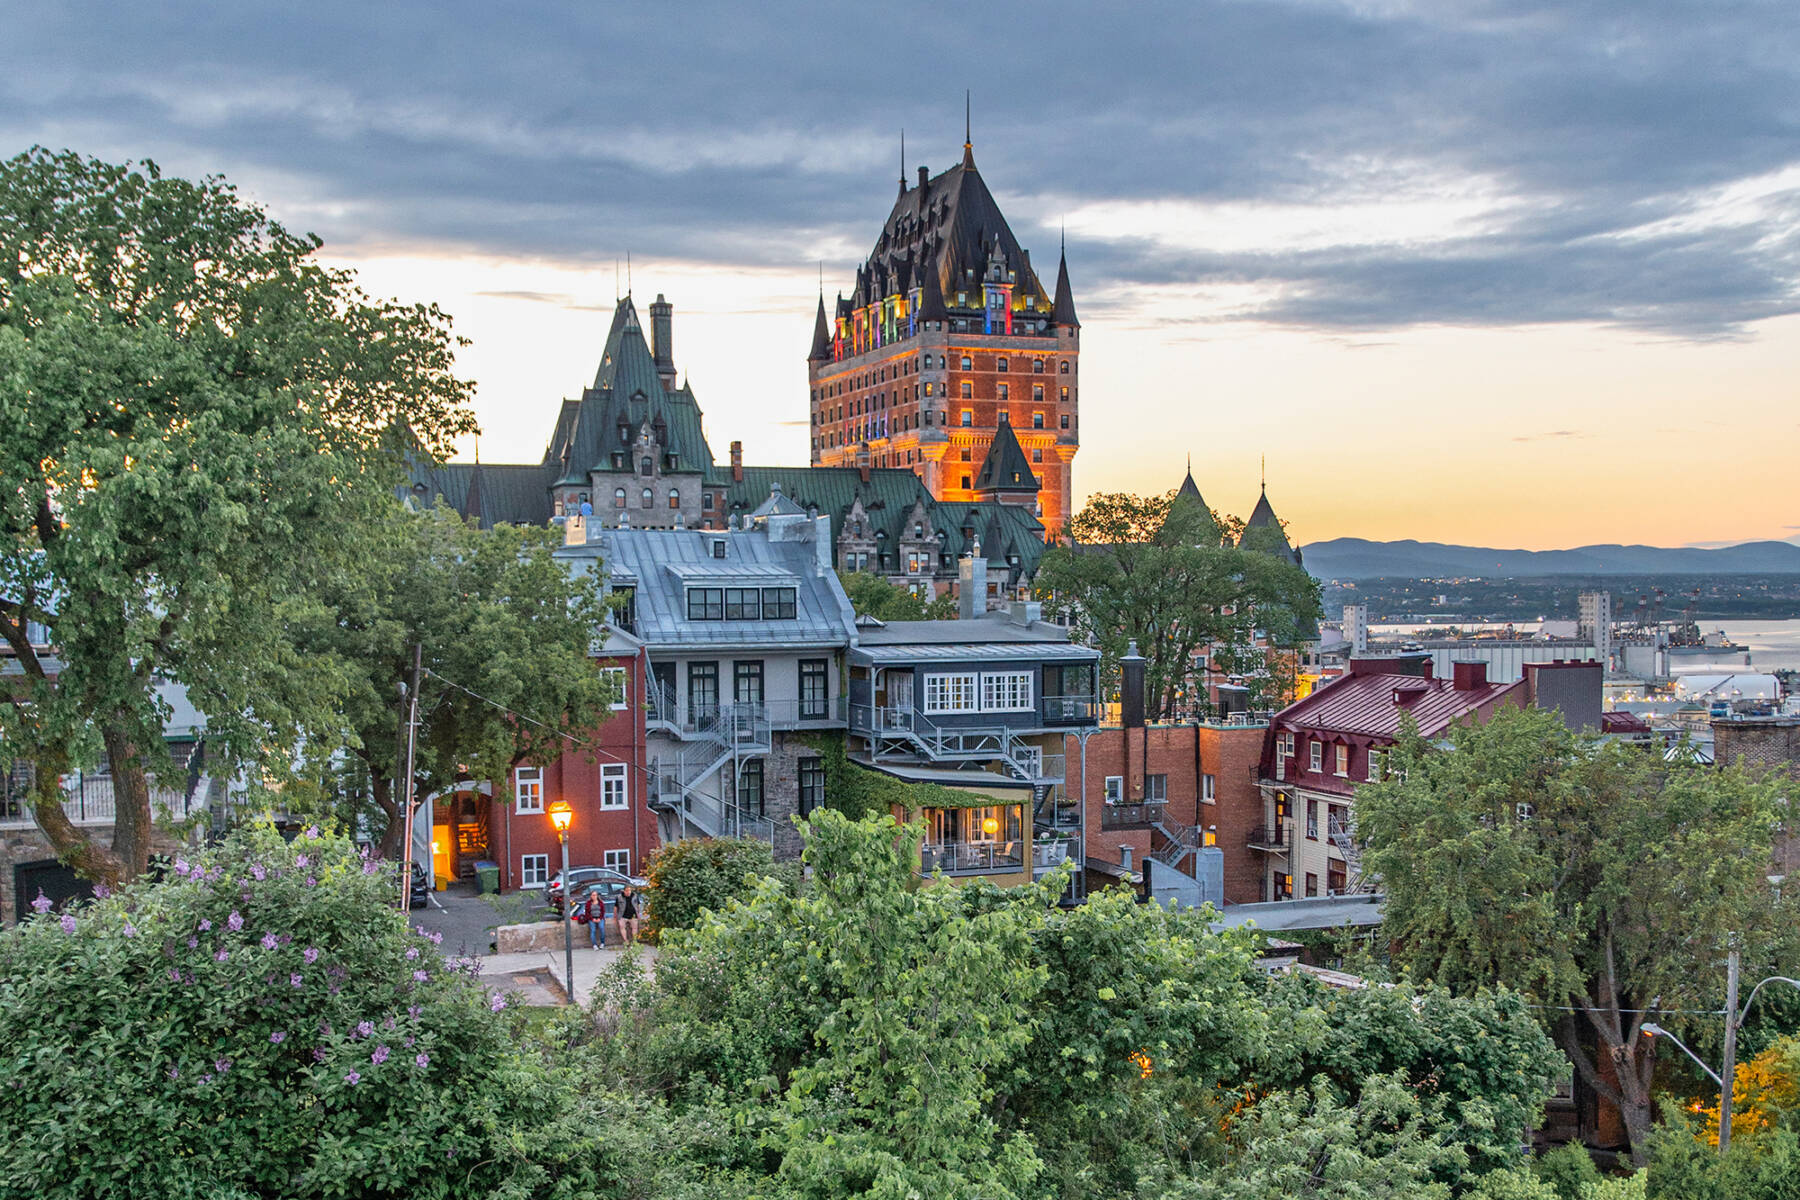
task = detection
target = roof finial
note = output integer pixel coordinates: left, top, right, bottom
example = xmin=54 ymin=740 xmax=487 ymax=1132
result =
xmin=900 ymin=128 xmax=906 ymax=192
xmin=626 ymin=251 xmax=632 ymax=297
xmin=962 ymin=90 xmax=974 ymax=168
xmin=1261 ymin=453 xmax=1266 ymax=492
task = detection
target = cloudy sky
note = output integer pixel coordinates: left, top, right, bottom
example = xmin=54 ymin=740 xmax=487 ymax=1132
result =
xmin=8 ymin=1 xmax=1799 ymax=549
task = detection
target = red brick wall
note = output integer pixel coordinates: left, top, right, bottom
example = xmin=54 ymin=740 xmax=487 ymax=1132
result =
xmin=1199 ymin=725 xmax=1267 ymax=905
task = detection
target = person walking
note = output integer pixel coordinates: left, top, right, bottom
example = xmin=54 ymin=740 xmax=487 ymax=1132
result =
xmin=617 ymin=885 xmax=641 ymax=945
xmin=582 ymin=889 xmax=607 ymax=950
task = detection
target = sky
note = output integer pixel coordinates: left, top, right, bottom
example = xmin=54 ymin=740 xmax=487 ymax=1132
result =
xmin=5 ymin=0 xmax=1799 ymax=550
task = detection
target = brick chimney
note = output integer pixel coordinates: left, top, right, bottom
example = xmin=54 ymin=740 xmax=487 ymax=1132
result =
xmin=1452 ymin=660 xmax=1488 ymax=691
xmin=649 ymin=294 xmax=676 ymax=391
xmin=1120 ymin=641 xmax=1147 ymax=730
xmin=729 ymin=440 xmax=743 ymax=482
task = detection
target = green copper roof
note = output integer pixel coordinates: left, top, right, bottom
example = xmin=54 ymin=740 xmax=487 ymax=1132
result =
xmin=972 ymin=417 xmax=1039 ymax=495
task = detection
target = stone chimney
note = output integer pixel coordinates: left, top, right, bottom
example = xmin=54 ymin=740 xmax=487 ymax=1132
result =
xmin=958 ymin=550 xmax=988 ymax=620
xmin=1452 ymin=660 xmax=1489 ymax=691
xmin=649 ymin=294 xmax=676 ymax=391
xmin=730 ymin=440 xmax=743 ymax=482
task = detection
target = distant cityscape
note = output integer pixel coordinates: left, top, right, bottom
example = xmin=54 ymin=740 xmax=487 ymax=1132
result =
xmin=1322 ymin=574 xmax=1800 ymax=624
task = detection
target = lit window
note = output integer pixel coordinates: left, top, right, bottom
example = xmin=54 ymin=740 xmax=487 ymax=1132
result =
xmin=668 ymin=488 xmax=680 ymax=510
xmin=514 ymin=767 xmax=543 ymax=814
xmin=923 ymin=672 xmax=979 ymax=713
xmin=600 ymin=763 xmax=628 ymax=809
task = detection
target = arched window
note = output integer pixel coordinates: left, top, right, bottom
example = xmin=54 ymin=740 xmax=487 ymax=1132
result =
xmin=668 ymin=488 xmax=681 ymax=510
xmin=1032 ymin=358 xmax=1044 ymax=373
xmin=641 ymin=488 xmax=653 ymax=508
xmin=1059 ymin=360 xmax=1070 ymax=374
xmin=613 ymin=488 xmax=626 ymax=508
xmin=996 ymin=356 xmax=1008 ymax=372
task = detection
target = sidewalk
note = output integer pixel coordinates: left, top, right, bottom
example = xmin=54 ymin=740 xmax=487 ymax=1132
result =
xmin=481 ymin=942 xmax=657 ymax=1007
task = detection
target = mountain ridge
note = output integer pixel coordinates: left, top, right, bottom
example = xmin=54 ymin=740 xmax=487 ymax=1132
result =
xmin=1301 ymin=538 xmax=1800 ymax=578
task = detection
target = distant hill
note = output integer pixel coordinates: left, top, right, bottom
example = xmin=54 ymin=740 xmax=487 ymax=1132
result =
xmin=1301 ymin=538 xmax=1800 ymax=579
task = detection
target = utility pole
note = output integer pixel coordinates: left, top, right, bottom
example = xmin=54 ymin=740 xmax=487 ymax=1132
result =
xmin=1720 ymin=946 xmax=1741 ymax=1154
xmin=397 ymin=643 xmax=423 ymax=913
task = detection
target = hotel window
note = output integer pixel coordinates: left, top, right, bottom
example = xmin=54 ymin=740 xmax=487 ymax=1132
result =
xmin=1104 ymin=776 xmax=1123 ymax=805
xmin=602 ymin=666 xmax=629 ymax=709
xmin=1334 ymin=745 xmax=1349 ymax=777
xmin=1060 ymin=386 xmax=1070 ymax=402
xmin=514 ymin=767 xmax=543 ymax=814
xmin=613 ymin=488 xmax=626 ymax=508
xmin=924 ymin=382 xmax=933 ymax=396
xmin=1032 ymin=449 xmax=1043 ymax=463
xmin=739 ymin=759 xmax=764 ymax=817
xmin=923 ymin=672 xmax=979 ymax=714
xmin=600 ymin=763 xmax=628 ymax=810
xmin=800 ymin=659 xmax=829 ymax=719
xmin=799 ymin=757 xmax=826 ymax=815
xmin=1033 ymin=384 xmax=1044 ymax=403
xmin=980 ymin=671 xmax=1033 ymax=712
xmin=1145 ymin=774 xmax=1167 ymax=802
xmin=1060 ymin=414 xmax=1070 ymax=429
xmin=734 ymin=660 xmax=764 ymax=705
xmin=997 ymin=384 xmax=1009 ymax=401
xmin=1201 ymin=773 xmax=1216 ymax=804
xmin=1309 ymin=740 xmax=1323 ymax=772
xmin=960 ymin=382 xmax=972 ymax=399
xmin=1367 ymin=750 xmax=1384 ymax=781
xmin=1059 ymin=360 xmax=1069 ymax=374
xmin=996 ymin=356 xmax=1008 ymax=372
xmin=761 ymin=587 xmax=797 ymax=619
xmin=668 ymin=488 xmax=680 ymax=509
xmin=603 ymin=849 xmax=631 ymax=874
xmin=1306 ymin=798 xmax=1319 ymax=840
xmin=961 ymin=448 xmax=973 ymax=461
xmin=520 ymin=854 xmax=549 ymax=888
xmin=960 ymin=409 xmax=972 ymax=425
xmin=724 ymin=588 xmax=761 ymax=621
xmin=1032 ymin=358 xmax=1044 ymax=373
xmin=960 ymin=355 xmax=972 ymax=370
xmin=640 ymin=487 xmax=653 ymax=508
xmin=687 ymin=587 xmax=724 ymax=620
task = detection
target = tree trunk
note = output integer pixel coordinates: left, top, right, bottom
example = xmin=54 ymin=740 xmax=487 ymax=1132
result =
xmin=371 ymin=769 xmax=404 ymax=859
xmin=1610 ymin=1039 xmax=1657 ymax=1168
xmin=28 ymin=746 xmax=127 ymax=887
xmin=102 ymin=717 xmax=154 ymax=880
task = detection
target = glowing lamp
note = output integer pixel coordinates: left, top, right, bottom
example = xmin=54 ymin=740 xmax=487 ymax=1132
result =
xmin=547 ymin=800 xmax=573 ymax=836
xmin=981 ymin=815 xmax=1000 ymax=837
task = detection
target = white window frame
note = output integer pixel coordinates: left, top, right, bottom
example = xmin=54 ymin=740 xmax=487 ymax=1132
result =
xmin=1103 ymin=776 xmax=1123 ymax=805
xmin=603 ymin=848 xmax=631 ymax=874
xmin=979 ymin=670 xmax=1033 ymax=713
xmin=1334 ymin=744 xmax=1349 ymax=777
xmin=1201 ymin=773 xmax=1217 ymax=804
xmin=1145 ymin=773 xmax=1167 ymax=802
xmin=520 ymin=853 xmax=549 ymax=888
xmin=515 ymin=767 xmax=543 ymax=814
xmin=1367 ymin=751 xmax=1383 ymax=782
xmin=923 ymin=672 xmax=979 ymax=714
xmin=1308 ymin=740 xmax=1323 ymax=772
xmin=600 ymin=762 xmax=628 ymax=810
xmin=602 ymin=667 xmax=629 ymax=710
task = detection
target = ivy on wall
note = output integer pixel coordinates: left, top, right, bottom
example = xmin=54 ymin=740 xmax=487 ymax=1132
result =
xmin=797 ymin=735 xmax=1021 ymax=817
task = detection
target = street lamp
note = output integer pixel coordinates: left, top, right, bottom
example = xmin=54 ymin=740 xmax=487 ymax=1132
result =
xmin=1640 ymin=1024 xmax=1721 ymax=1085
xmin=1642 ymin=967 xmax=1800 ymax=1154
xmin=547 ymin=800 xmax=574 ymax=1006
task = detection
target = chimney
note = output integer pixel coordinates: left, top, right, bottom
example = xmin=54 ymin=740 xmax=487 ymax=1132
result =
xmin=958 ymin=551 xmax=988 ymax=620
xmin=730 ymin=440 xmax=743 ymax=483
xmin=917 ymin=165 xmax=929 ymax=194
xmin=1120 ymin=640 xmax=1147 ymax=730
xmin=649 ymin=294 xmax=676 ymax=390
xmin=1452 ymin=660 xmax=1488 ymax=691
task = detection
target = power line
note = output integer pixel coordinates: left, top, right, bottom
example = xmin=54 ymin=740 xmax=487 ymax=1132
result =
xmin=421 ymin=666 xmax=632 ymax=765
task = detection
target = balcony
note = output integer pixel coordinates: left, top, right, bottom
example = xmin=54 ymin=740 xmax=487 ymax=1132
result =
xmin=1043 ymin=694 xmax=1101 ymax=724
xmin=920 ymin=840 xmax=1026 ymax=875
xmin=1032 ymin=837 xmax=1076 ymax=870
xmin=1034 ymin=792 xmax=1081 ymax=831
xmin=1100 ymin=799 xmax=1167 ymax=830
xmin=1247 ymin=825 xmax=1293 ymax=852
xmin=0 ymin=771 xmax=207 ymax=829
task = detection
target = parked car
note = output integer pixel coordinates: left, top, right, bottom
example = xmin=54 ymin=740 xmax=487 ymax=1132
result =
xmin=547 ymin=865 xmax=647 ymax=914
xmin=395 ymin=860 xmax=428 ymax=910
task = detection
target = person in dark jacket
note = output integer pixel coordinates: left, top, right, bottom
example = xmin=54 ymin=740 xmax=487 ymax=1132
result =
xmin=617 ymin=885 xmax=641 ymax=945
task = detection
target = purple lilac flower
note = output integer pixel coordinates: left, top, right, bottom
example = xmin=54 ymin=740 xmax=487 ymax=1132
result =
xmin=407 ymin=1005 xmax=421 ymax=1020
xmin=214 ymin=1058 xmax=231 ymax=1074
xmin=320 ymin=1020 xmax=333 ymax=1035
xmin=214 ymin=948 xmax=230 ymax=963
xmin=240 ymin=891 xmax=252 ymax=903
xmin=303 ymin=946 xmax=319 ymax=965
xmin=295 ymin=853 xmax=310 ymax=868
xmin=370 ymin=1045 xmax=389 ymax=1065
xmin=250 ymin=864 xmax=266 ymax=881
xmin=30 ymin=892 xmax=52 ymax=914
xmin=168 ymin=969 xmax=182 ymax=983
xmin=226 ymin=911 xmax=243 ymax=932
xmin=304 ymin=877 xmax=316 ymax=888
xmin=174 ymin=858 xmax=189 ymax=875
xmin=59 ymin=913 xmax=76 ymax=934
xmin=489 ymin=992 xmax=507 ymax=1012
xmin=329 ymin=983 xmax=340 ymax=995
xmin=415 ymin=1052 xmax=430 ymax=1069
xmin=405 ymin=947 xmax=419 ymax=960
xmin=355 ymin=1021 xmax=374 ymax=1039
xmin=412 ymin=969 xmax=429 ymax=983
xmin=290 ymin=973 xmax=304 ymax=988
xmin=121 ymin=922 xmax=136 ymax=938
xmin=313 ymin=1047 xmax=326 ymax=1062
xmin=403 ymin=1036 xmax=415 ymax=1048
xmin=260 ymin=932 xmax=278 ymax=950
xmin=167 ymin=1067 xmax=180 ymax=1080
xmin=200 ymin=1073 xmax=214 ymax=1085
xmin=343 ymin=1070 xmax=360 ymax=1085
xmin=197 ymin=918 xmax=212 ymax=932
xmin=363 ymin=859 xmax=379 ymax=875
xmin=186 ymin=936 xmax=198 ymax=950
xmin=304 ymin=825 xmax=320 ymax=840
xmin=93 ymin=882 xmax=111 ymax=899
xmin=190 ymin=864 xmax=208 ymax=880
xmin=383 ymin=1016 xmax=396 ymax=1029
xmin=270 ymin=1031 xmax=287 ymax=1044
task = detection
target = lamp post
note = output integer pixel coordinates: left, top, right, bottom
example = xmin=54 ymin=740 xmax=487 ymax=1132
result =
xmin=1642 ymin=967 xmax=1800 ymax=1153
xmin=547 ymin=800 xmax=574 ymax=1006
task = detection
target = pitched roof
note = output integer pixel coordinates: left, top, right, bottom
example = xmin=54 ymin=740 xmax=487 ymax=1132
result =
xmin=1274 ymin=671 xmax=1522 ymax=740
xmin=1241 ymin=487 xmax=1302 ymax=568
xmin=1051 ymin=251 xmax=1079 ymax=327
xmin=971 ymin=417 xmax=1039 ymax=495
xmin=808 ymin=295 xmax=832 ymax=362
xmin=404 ymin=461 xmax=554 ymax=529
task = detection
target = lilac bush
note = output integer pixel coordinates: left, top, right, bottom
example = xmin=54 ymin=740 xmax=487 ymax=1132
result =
xmin=0 ymin=824 xmax=602 ymax=1198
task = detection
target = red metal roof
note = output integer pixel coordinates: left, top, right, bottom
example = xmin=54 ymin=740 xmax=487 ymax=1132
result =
xmin=1275 ymin=671 xmax=1523 ymax=740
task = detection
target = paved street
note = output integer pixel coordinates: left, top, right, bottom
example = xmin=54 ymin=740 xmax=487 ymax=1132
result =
xmin=407 ymin=880 xmax=552 ymax=958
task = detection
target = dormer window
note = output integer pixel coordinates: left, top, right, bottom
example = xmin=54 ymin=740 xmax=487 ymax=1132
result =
xmin=640 ymin=458 xmax=653 ymax=476
xmin=711 ymin=538 xmax=727 ymax=559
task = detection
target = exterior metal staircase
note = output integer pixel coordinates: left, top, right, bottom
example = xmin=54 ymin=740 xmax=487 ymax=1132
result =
xmin=646 ymin=687 xmax=775 ymax=844
xmin=857 ymin=705 xmax=1064 ymax=785
xmin=1329 ymin=817 xmax=1374 ymax=895
xmin=1149 ymin=814 xmax=1205 ymax=874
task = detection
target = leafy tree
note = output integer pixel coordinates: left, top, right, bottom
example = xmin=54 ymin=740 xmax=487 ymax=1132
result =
xmin=0 ymin=149 xmax=474 ymax=883
xmin=641 ymin=834 xmax=796 ymax=940
xmin=1356 ymin=705 xmax=1798 ymax=1164
xmin=836 ymin=569 xmax=956 ymax=621
xmin=0 ymin=824 xmax=606 ymax=1198
xmin=286 ymin=505 xmax=615 ymax=856
xmin=1033 ymin=490 xmax=1320 ymax=719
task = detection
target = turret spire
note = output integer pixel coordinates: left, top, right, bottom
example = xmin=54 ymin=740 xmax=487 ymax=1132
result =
xmin=962 ymin=89 xmax=975 ymax=168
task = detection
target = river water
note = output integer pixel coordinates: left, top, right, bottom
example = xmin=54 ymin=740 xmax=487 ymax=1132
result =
xmin=1369 ymin=619 xmax=1800 ymax=673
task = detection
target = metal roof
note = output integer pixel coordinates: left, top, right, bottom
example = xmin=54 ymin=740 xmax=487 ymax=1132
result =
xmin=859 ymin=614 xmax=1081 ymax=646
xmin=560 ymin=527 xmax=855 ymax=650
xmin=1210 ymin=894 xmax=1385 ymax=932
xmin=854 ymin=641 xmax=1097 ymax=665
xmin=1274 ymin=671 xmax=1523 ymax=740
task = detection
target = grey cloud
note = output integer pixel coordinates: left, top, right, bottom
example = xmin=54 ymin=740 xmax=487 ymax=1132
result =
xmin=3 ymin=0 xmax=1799 ymax=337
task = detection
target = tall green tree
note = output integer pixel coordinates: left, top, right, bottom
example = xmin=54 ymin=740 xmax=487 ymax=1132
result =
xmin=1033 ymin=490 xmax=1320 ymax=718
xmin=290 ymin=506 xmax=616 ymax=857
xmin=1356 ymin=706 xmax=1798 ymax=1164
xmin=836 ymin=568 xmax=957 ymax=622
xmin=0 ymin=149 xmax=475 ymax=883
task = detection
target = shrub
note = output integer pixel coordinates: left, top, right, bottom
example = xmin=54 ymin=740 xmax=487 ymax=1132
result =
xmin=1535 ymin=1143 xmax=1602 ymax=1199
xmin=642 ymin=835 xmax=796 ymax=939
xmin=0 ymin=824 xmax=600 ymax=1199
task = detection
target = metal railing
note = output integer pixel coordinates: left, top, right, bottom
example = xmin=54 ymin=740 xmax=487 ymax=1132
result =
xmin=850 ymin=704 xmax=1060 ymax=782
xmin=1043 ymin=695 xmax=1101 ymax=722
xmin=1 ymin=769 xmax=208 ymax=828
xmin=648 ymin=686 xmax=840 ymax=737
xmin=1100 ymin=799 xmax=1166 ymax=830
xmin=1247 ymin=825 xmax=1293 ymax=851
xmin=1033 ymin=793 xmax=1081 ymax=830
xmin=1032 ymin=838 xmax=1075 ymax=869
xmin=921 ymin=841 xmax=1026 ymax=874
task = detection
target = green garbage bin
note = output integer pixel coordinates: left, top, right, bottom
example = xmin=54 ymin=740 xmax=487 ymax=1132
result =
xmin=474 ymin=861 xmax=500 ymax=895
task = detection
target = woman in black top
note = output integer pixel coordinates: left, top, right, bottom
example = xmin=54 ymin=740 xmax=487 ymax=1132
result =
xmin=618 ymin=886 xmax=641 ymax=945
